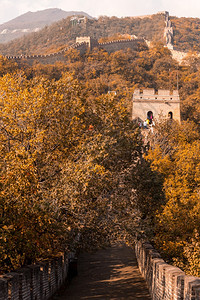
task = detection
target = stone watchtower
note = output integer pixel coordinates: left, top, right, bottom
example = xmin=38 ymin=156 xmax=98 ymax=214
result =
xmin=132 ymin=89 xmax=181 ymax=122
xmin=76 ymin=37 xmax=99 ymax=50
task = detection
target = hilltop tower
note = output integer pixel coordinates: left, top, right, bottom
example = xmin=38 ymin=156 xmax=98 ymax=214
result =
xmin=132 ymin=89 xmax=181 ymax=122
xmin=75 ymin=37 xmax=99 ymax=50
xmin=163 ymin=11 xmax=174 ymax=50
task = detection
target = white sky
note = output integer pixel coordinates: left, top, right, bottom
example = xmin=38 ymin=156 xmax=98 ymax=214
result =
xmin=0 ymin=0 xmax=200 ymax=24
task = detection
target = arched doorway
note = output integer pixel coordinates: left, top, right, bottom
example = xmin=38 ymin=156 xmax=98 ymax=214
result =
xmin=147 ymin=111 xmax=153 ymax=124
xmin=168 ymin=111 xmax=173 ymax=119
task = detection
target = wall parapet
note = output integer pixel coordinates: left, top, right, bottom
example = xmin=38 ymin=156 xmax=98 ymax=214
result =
xmin=5 ymin=42 xmax=88 ymax=64
xmin=133 ymin=88 xmax=180 ymax=103
xmin=135 ymin=239 xmax=200 ymax=300
xmin=99 ymin=38 xmax=147 ymax=53
xmin=0 ymin=251 xmax=77 ymax=300
xmin=4 ymin=37 xmax=147 ymax=65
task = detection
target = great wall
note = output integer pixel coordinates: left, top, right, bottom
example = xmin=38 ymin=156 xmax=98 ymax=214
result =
xmin=5 ymin=38 xmax=146 ymax=65
xmin=0 ymin=251 xmax=77 ymax=300
xmin=162 ymin=12 xmax=192 ymax=63
xmin=1 ymin=11 xmax=200 ymax=300
xmin=1 ymin=238 xmax=200 ymax=300
xmin=135 ymin=239 xmax=200 ymax=300
xmin=4 ymin=11 xmax=199 ymax=65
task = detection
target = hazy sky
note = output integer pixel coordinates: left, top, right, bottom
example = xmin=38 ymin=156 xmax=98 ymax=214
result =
xmin=1 ymin=0 xmax=200 ymax=24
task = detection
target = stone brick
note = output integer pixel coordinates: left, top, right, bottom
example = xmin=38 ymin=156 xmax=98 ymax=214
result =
xmin=135 ymin=239 xmax=200 ymax=300
xmin=184 ymin=277 xmax=200 ymax=300
xmin=27 ymin=265 xmax=41 ymax=300
xmin=38 ymin=261 xmax=51 ymax=299
xmin=3 ymin=272 xmax=20 ymax=300
xmin=0 ymin=278 xmax=8 ymax=300
xmin=132 ymin=88 xmax=181 ymax=122
xmin=16 ymin=268 xmax=32 ymax=300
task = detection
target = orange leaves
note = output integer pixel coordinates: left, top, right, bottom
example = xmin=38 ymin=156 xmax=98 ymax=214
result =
xmin=0 ymin=70 xmax=143 ymax=273
xmin=146 ymin=146 xmax=172 ymax=176
xmin=147 ymin=120 xmax=200 ymax=275
xmin=0 ymin=72 xmax=85 ymax=271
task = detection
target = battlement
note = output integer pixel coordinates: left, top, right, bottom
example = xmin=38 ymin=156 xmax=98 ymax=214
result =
xmin=76 ymin=36 xmax=91 ymax=44
xmin=5 ymin=42 xmax=88 ymax=64
xmin=76 ymin=36 xmax=99 ymax=50
xmin=132 ymin=88 xmax=181 ymax=122
xmin=133 ymin=89 xmax=180 ymax=102
xmin=5 ymin=36 xmax=147 ymax=65
xmin=75 ymin=36 xmax=147 ymax=52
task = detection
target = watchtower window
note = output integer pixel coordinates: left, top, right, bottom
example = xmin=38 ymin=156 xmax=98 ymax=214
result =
xmin=147 ymin=111 xmax=153 ymax=124
xmin=168 ymin=111 xmax=173 ymax=119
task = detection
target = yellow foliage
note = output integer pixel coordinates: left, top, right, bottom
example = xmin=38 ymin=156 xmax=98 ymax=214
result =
xmin=146 ymin=121 xmax=200 ymax=275
xmin=0 ymin=71 xmax=141 ymax=273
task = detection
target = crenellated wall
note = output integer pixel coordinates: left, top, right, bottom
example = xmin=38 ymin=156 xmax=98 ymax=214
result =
xmin=162 ymin=11 xmax=200 ymax=63
xmin=5 ymin=42 xmax=88 ymax=65
xmin=5 ymin=37 xmax=147 ymax=65
xmin=1 ymin=238 xmax=200 ymax=299
xmin=0 ymin=252 xmax=77 ymax=300
xmin=135 ymin=239 xmax=200 ymax=300
xmin=164 ymin=12 xmax=174 ymax=50
xmin=99 ymin=38 xmax=146 ymax=53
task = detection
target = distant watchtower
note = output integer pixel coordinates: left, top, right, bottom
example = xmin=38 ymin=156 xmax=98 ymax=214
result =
xmin=76 ymin=37 xmax=99 ymax=50
xmin=132 ymin=89 xmax=181 ymax=122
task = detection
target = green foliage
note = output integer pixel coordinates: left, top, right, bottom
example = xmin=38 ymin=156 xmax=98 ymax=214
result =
xmin=7 ymin=42 xmax=199 ymax=127
xmin=0 ymin=55 xmax=18 ymax=76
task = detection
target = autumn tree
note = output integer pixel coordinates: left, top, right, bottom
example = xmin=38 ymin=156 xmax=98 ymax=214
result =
xmin=0 ymin=72 xmax=88 ymax=271
xmin=146 ymin=120 xmax=200 ymax=276
xmin=0 ymin=71 xmax=143 ymax=273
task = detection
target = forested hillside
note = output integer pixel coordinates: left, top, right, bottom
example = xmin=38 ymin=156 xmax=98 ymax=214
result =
xmin=0 ymin=40 xmax=200 ymax=275
xmin=171 ymin=16 xmax=200 ymax=52
xmin=1 ymin=11 xmax=200 ymax=56
xmin=0 ymin=14 xmax=166 ymax=56
xmin=0 ymin=8 xmax=92 ymax=44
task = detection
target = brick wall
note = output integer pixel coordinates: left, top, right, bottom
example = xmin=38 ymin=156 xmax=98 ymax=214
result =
xmin=5 ymin=38 xmax=146 ymax=65
xmin=132 ymin=88 xmax=181 ymax=122
xmin=5 ymin=42 xmax=88 ymax=65
xmin=99 ymin=39 xmax=146 ymax=53
xmin=0 ymin=251 xmax=76 ymax=300
xmin=135 ymin=239 xmax=200 ymax=300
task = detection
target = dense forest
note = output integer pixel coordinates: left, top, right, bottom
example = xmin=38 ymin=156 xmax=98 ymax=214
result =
xmin=0 ymin=41 xmax=200 ymax=276
xmin=172 ymin=16 xmax=200 ymax=52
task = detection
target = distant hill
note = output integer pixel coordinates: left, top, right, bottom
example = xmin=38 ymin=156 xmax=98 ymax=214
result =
xmin=0 ymin=13 xmax=166 ymax=56
xmin=0 ymin=8 xmax=92 ymax=44
xmin=0 ymin=11 xmax=199 ymax=57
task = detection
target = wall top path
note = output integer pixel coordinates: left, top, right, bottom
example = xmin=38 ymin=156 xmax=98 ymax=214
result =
xmin=56 ymin=244 xmax=151 ymax=299
xmin=4 ymin=37 xmax=147 ymax=64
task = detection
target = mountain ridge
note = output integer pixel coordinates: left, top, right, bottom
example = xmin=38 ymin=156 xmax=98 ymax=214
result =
xmin=0 ymin=10 xmax=200 ymax=56
xmin=0 ymin=12 xmax=166 ymax=56
xmin=0 ymin=8 xmax=93 ymax=44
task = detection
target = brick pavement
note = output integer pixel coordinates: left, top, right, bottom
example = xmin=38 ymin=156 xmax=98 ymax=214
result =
xmin=54 ymin=243 xmax=151 ymax=300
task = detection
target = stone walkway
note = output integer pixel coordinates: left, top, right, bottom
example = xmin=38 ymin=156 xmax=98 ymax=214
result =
xmin=54 ymin=244 xmax=152 ymax=300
